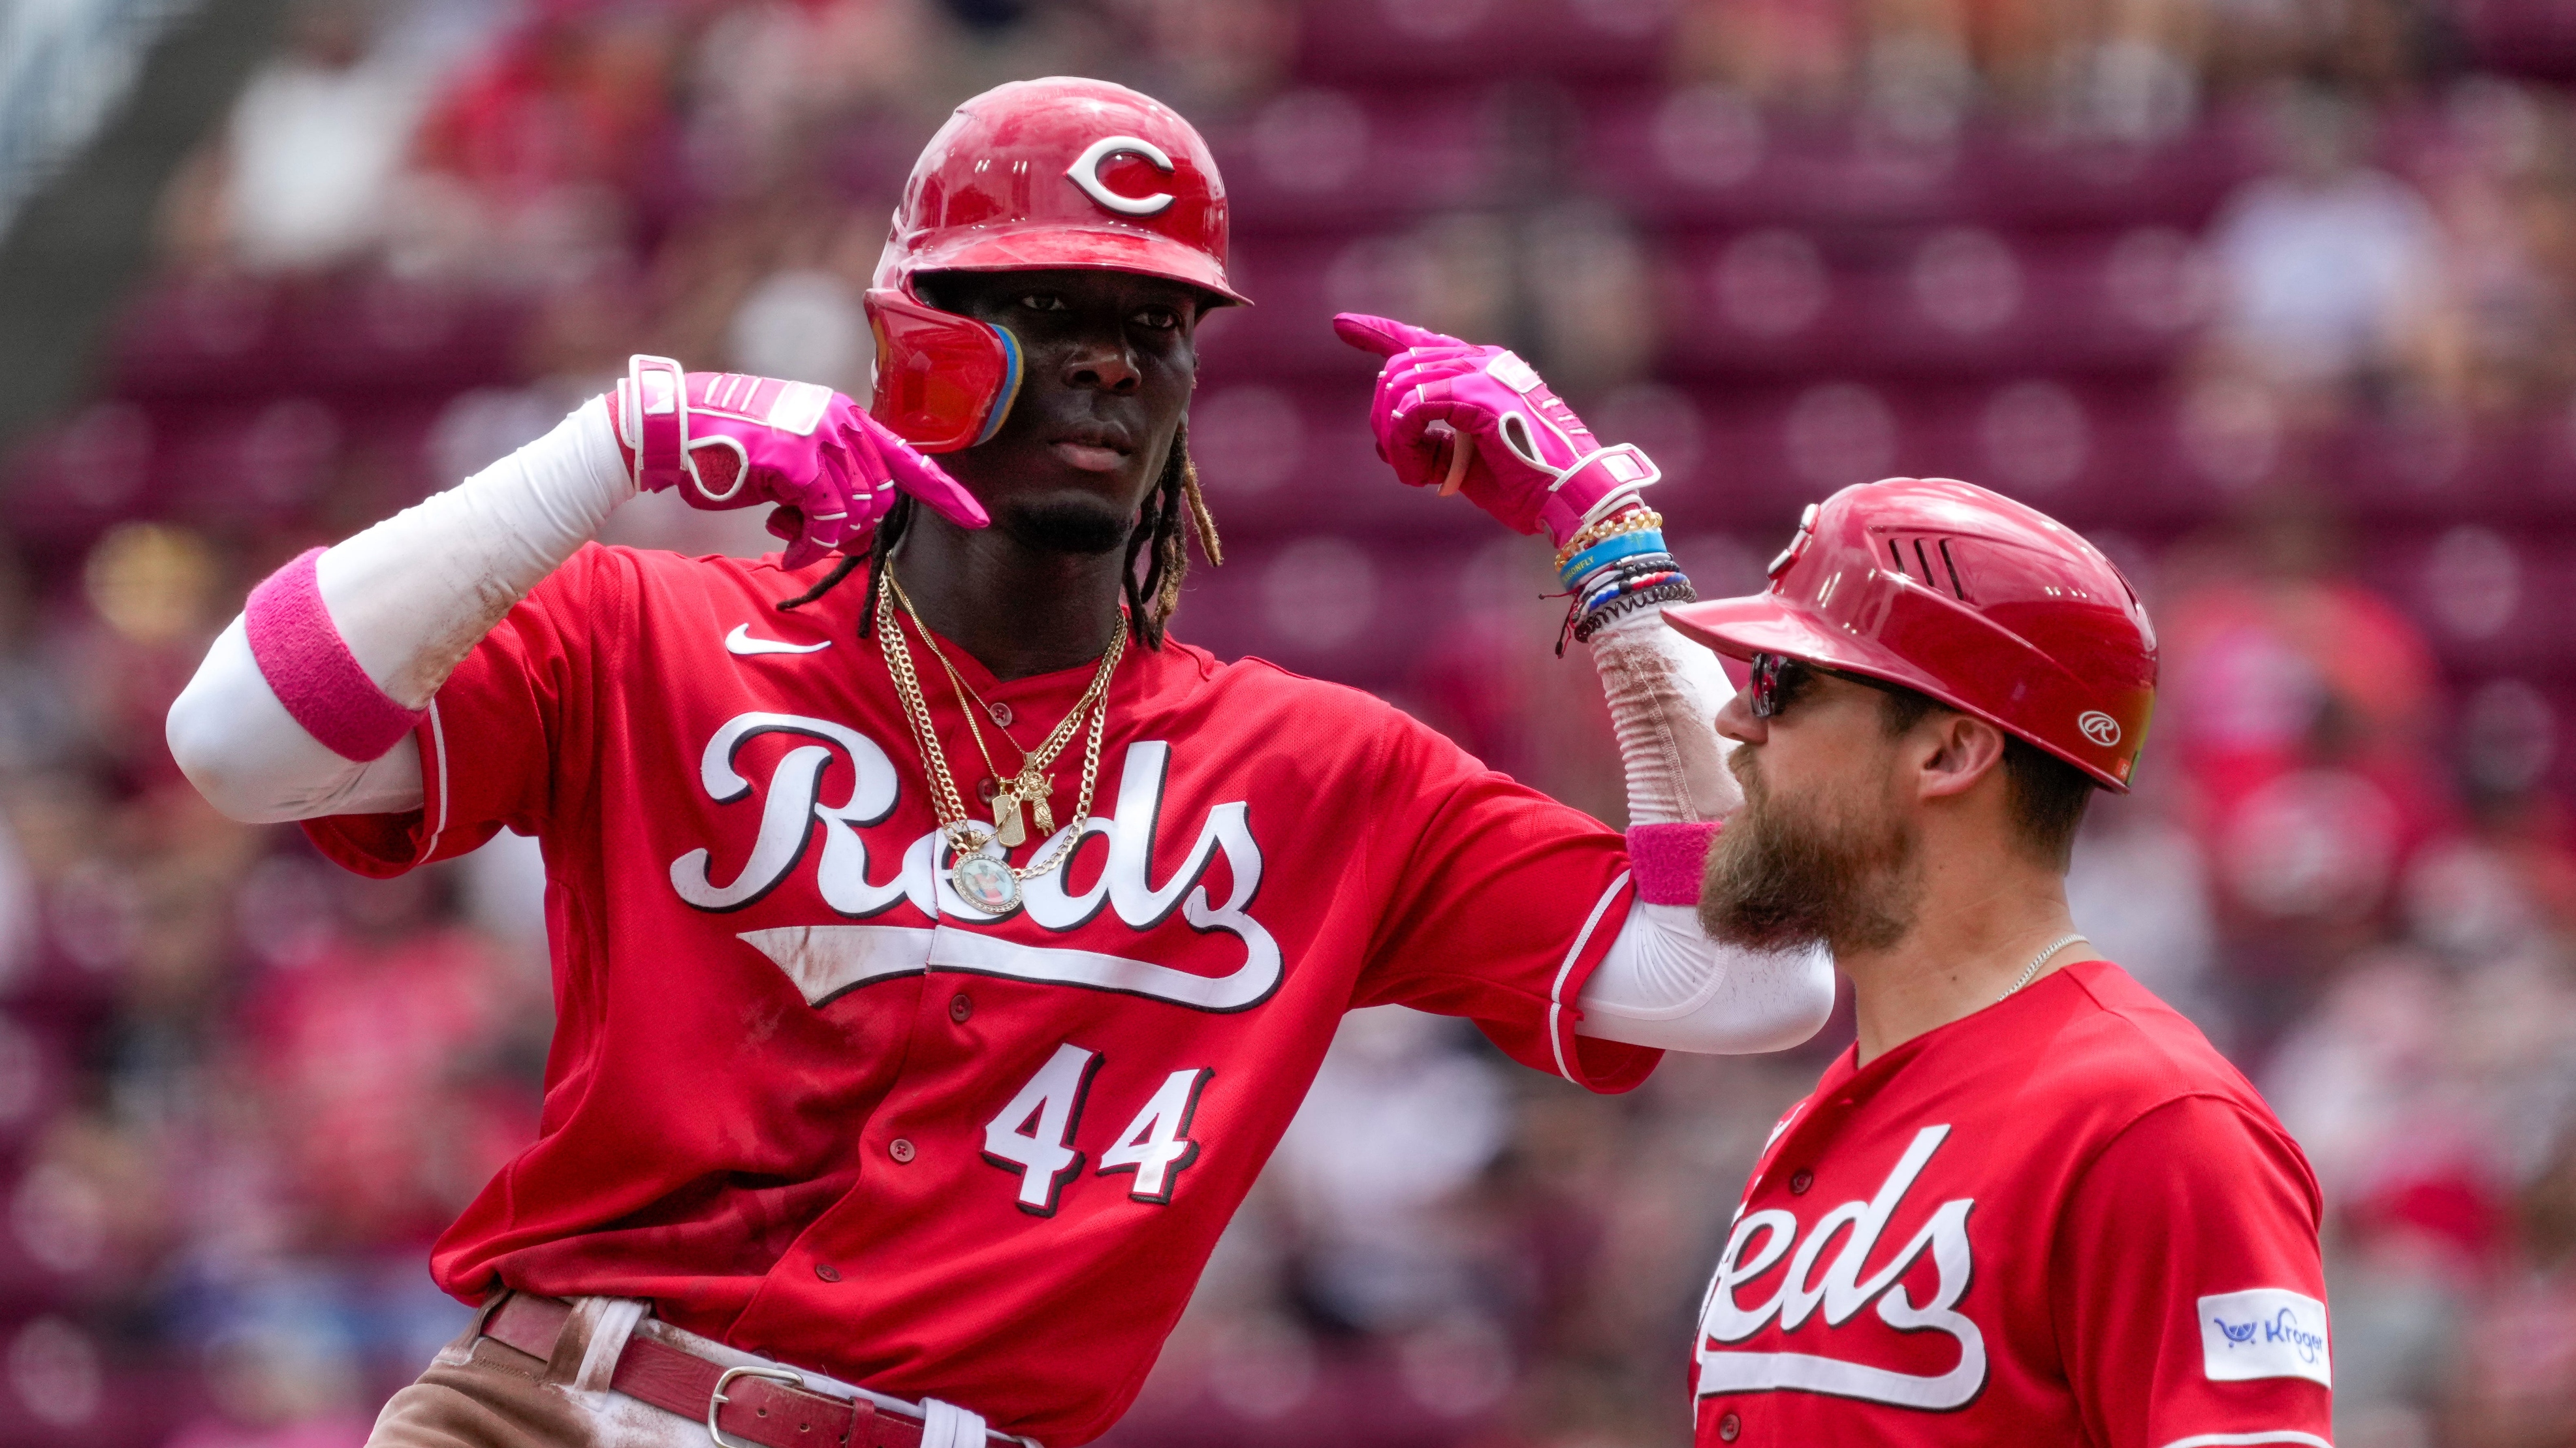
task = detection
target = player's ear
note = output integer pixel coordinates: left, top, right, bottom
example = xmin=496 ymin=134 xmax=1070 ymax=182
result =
xmin=1914 ymin=711 xmax=2007 ymax=803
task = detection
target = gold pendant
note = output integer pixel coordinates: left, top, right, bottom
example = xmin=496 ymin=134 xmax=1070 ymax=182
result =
xmin=993 ymin=791 xmax=1026 ymax=848
xmin=1019 ymin=769 xmax=1055 ymax=836
xmin=953 ymin=855 xmax=1019 ymax=914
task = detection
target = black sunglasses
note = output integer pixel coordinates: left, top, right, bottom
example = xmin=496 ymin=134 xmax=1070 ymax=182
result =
xmin=1747 ymin=652 xmax=1897 ymax=718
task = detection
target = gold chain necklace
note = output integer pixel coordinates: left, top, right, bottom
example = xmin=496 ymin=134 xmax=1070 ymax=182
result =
xmin=884 ymin=573 xmax=1095 ymax=849
xmin=874 ymin=578 xmax=1124 ymax=915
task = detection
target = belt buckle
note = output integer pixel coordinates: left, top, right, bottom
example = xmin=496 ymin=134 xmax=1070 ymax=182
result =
xmin=708 ymin=1364 xmax=807 ymax=1448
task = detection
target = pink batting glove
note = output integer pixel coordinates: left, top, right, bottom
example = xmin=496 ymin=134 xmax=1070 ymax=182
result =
xmin=613 ymin=356 xmax=988 ymax=570
xmin=1333 ymin=313 xmax=1660 ymax=547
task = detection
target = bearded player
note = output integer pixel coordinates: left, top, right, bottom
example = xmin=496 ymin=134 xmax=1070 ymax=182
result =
xmin=164 ymin=78 xmax=1832 ymax=1448
xmin=1568 ymin=480 xmax=2327 ymax=1445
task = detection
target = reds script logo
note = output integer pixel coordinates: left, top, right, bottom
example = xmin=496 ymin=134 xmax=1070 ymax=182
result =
xmin=667 ymin=712 xmax=1280 ymax=1013
xmin=1697 ymin=1124 xmax=1986 ymax=1409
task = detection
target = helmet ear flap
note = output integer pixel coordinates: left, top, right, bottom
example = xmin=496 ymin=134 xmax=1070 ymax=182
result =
xmin=864 ymin=288 xmax=1024 ymax=453
xmin=974 ymin=324 xmax=1023 ymax=447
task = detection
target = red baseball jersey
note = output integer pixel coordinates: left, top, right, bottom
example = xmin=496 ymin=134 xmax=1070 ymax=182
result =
xmin=1691 ymin=960 xmax=2330 ymax=1448
xmin=303 ymin=544 xmax=1659 ymax=1446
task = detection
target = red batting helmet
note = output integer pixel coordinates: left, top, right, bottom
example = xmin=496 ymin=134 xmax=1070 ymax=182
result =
xmin=1663 ymin=477 xmax=2157 ymax=791
xmin=865 ymin=76 xmax=1248 ymax=454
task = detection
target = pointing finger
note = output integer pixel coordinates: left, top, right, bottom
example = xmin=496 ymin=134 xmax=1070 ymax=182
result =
xmin=1333 ymin=312 xmax=1467 ymax=358
xmin=855 ymin=412 xmax=989 ymax=529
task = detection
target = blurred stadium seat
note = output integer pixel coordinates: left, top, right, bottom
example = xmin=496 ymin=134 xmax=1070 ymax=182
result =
xmin=0 ymin=0 xmax=2574 ymax=1443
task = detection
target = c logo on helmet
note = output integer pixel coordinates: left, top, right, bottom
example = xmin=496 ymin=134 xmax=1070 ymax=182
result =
xmin=1768 ymin=502 xmax=1821 ymax=580
xmin=1068 ymin=136 xmax=1177 ymax=217
xmin=2078 ymin=711 xmax=2122 ymax=746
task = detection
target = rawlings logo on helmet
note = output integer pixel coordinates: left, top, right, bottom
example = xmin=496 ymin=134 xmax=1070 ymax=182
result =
xmin=2078 ymin=711 xmax=2122 ymax=746
xmin=1068 ymin=136 xmax=1177 ymax=217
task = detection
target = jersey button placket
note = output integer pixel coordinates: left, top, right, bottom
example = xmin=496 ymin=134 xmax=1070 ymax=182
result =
xmin=887 ymin=1138 xmax=916 ymax=1164
xmin=949 ymin=992 xmax=973 ymax=1024
xmin=814 ymin=1262 xmax=840 ymax=1283
xmin=1717 ymin=1409 xmax=1741 ymax=1441
xmin=1788 ymin=1170 xmax=1813 ymax=1195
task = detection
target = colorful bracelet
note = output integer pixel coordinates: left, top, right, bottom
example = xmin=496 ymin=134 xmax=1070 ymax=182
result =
xmin=1591 ymin=577 xmax=1698 ymax=620
xmin=1574 ymin=548 xmax=1679 ymax=582
xmin=1580 ymin=561 xmax=1679 ymax=606
xmin=1566 ymin=505 xmax=1661 ymax=550
xmin=1553 ymin=507 xmax=1664 ymax=570
xmin=1573 ymin=556 xmax=1683 ymax=607
xmin=1572 ymin=579 xmax=1700 ymax=644
xmin=1568 ymin=552 xmax=1680 ymax=597
xmin=1583 ymin=569 xmax=1683 ymax=612
xmin=1559 ymin=530 xmax=1666 ymax=588
xmin=1557 ymin=569 xmax=1696 ymax=655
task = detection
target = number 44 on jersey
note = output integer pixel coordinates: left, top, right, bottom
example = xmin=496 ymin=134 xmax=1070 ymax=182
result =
xmin=981 ymin=1044 xmax=1215 ymax=1216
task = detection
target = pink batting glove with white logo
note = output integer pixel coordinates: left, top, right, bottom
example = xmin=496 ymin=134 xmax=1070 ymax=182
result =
xmin=613 ymin=356 xmax=988 ymax=570
xmin=1333 ymin=313 xmax=1660 ymax=548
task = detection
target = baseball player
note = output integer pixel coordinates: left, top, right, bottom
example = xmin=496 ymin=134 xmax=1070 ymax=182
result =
xmin=1630 ymin=480 xmax=2333 ymax=1445
xmin=163 ymin=78 xmax=1833 ymax=1448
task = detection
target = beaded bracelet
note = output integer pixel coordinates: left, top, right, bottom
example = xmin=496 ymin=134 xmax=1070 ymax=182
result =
xmin=1580 ymin=559 xmax=1679 ymax=605
xmin=1557 ymin=561 xmax=1696 ymax=655
xmin=1568 ymin=552 xmax=1680 ymax=597
xmin=1565 ymin=505 xmax=1661 ymax=554
xmin=1553 ymin=507 xmax=1664 ymax=570
xmin=1580 ymin=567 xmax=1689 ymax=612
xmin=1559 ymin=530 xmax=1666 ymax=588
xmin=1572 ymin=579 xmax=1699 ymax=644
xmin=1570 ymin=556 xmax=1684 ymax=608
xmin=1582 ymin=569 xmax=1683 ymax=612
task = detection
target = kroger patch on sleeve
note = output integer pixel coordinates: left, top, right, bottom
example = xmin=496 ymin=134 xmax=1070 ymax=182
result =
xmin=2197 ymin=1287 xmax=2331 ymax=1387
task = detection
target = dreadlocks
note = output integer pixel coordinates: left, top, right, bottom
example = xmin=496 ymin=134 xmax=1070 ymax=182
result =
xmin=776 ymin=418 xmax=1220 ymax=651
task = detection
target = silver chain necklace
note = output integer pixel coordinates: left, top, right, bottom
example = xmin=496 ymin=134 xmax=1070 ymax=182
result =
xmin=1999 ymin=932 xmax=2089 ymax=1003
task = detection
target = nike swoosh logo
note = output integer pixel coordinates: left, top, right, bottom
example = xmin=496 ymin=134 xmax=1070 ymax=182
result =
xmin=725 ymin=624 xmax=832 ymax=657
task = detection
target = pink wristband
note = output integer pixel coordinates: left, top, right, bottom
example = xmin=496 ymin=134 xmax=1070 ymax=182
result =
xmin=627 ymin=354 xmax=687 ymax=493
xmin=1627 ymin=821 xmax=1721 ymax=905
xmin=244 ymin=548 xmax=426 ymax=762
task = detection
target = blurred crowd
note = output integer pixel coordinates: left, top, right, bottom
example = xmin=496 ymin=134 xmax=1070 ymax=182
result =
xmin=2 ymin=0 xmax=2576 ymax=1444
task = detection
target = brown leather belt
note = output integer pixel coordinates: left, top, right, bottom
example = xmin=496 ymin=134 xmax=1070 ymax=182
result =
xmin=484 ymin=1292 xmax=951 ymax=1448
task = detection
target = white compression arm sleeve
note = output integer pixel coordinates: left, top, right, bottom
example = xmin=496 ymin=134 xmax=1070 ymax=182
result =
xmin=1580 ymin=602 xmax=1741 ymax=825
xmin=1578 ymin=905 xmax=1836 ymax=1052
xmin=167 ymin=398 xmax=633 ymax=823
xmin=1572 ymin=605 xmax=1837 ymax=1052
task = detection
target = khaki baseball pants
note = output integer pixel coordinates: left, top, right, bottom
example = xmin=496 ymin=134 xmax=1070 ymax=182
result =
xmin=365 ymin=1301 xmax=703 ymax=1448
